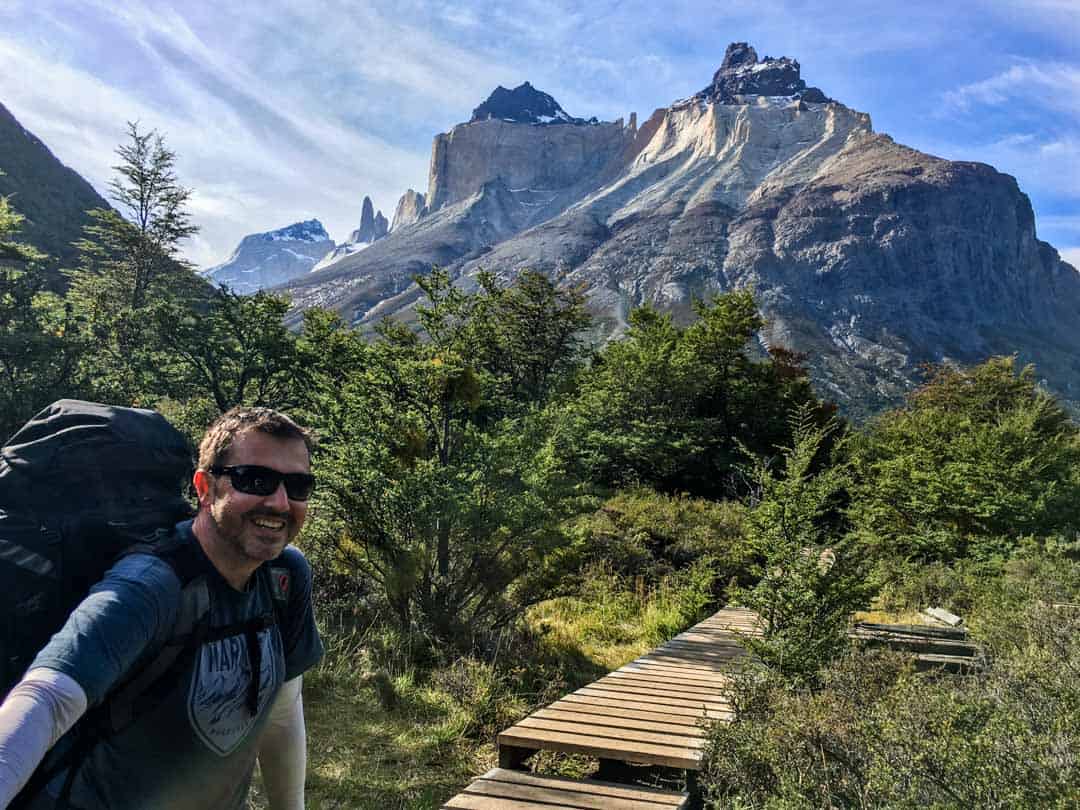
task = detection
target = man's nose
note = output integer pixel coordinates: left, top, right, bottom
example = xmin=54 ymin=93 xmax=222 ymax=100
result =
xmin=264 ymin=481 xmax=291 ymax=509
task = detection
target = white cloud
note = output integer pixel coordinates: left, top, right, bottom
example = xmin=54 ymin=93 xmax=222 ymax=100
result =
xmin=0 ymin=10 xmax=431 ymax=268
xmin=921 ymin=131 xmax=1080 ymax=200
xmin=942 ymin=62 xmax=1080 ymax=121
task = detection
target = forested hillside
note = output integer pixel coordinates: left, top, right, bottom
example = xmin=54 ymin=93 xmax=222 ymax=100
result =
xmin=3 ymin=127 xmax=1077 ymax=809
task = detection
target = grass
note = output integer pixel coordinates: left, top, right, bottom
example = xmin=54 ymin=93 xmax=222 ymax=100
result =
xmin=248 ymin=565 xmax=718 ymax=807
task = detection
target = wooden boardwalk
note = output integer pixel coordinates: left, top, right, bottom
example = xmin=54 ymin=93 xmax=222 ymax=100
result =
xmin=497 ymin=607 xmax=757 ymax=773
xmin=441 ymin=607 xmax=757 ymax=808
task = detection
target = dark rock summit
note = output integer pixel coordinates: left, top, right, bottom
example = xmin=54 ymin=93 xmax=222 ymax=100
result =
xmin=261 ymin=219 xmax=330 ymax=243
xmin=698 ymin=42 xmax=830 ymax=104
xmin=470 ymin=82 xmax=592 ymax=125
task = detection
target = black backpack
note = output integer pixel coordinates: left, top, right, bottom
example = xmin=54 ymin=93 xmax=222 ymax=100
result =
xmin=0 ymin=400 xmax=199 ymax=696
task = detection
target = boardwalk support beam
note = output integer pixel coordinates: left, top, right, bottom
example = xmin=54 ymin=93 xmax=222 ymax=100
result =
xmin=498 ymin=743 xmax=534 ymax=771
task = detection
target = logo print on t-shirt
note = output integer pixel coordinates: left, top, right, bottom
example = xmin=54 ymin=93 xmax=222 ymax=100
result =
xmin=187 ymin=629 xmax=281 ymax=756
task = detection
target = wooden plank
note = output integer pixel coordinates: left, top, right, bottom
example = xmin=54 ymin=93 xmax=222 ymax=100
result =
xmin=577 ymin=681 xmax=728 ymax=707
xmin=497 ymin=726 xmax=701 ymax=770
xmin=599 ymin=671 xmax=726 ymax=695
xmin=634 ymin=654 xmax=730 ymax=671
xmin=655 ymin=639 xmax=745 ymax=655
xmin=546 ymin=697 xmax=710 ymax=727
xmin=575 ymin=684 xmax=730 ymax=713
xmin=534 ymin=707 xmax=706 ymax=737
xmin=470 ymin=769 xmax=687 ymax=805
xmin=621 ymin=663 xmax=728 ymax=684
xmin=647 ymin=648 xmax=743 ymax=665
xmin=557 ymin=692 xmax=730 ymax=721
xmin=446 ymin=770 xmax=687 ymax=810
xmin=514 ymin=716 xmax=707 ymax=749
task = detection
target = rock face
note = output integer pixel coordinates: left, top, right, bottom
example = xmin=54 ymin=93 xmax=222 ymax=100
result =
xmin=426 ymin=115 xmax=633 ymax=214
xmin=281 ymin=44 xmax=1080 ymax=416
xmin=0 ymin=101 xmax=111 ymax=291
xmin=204 ymin=219 xmax=333 ymax=294
xmin=313 ymin=196 xmax=389 ymax=270
xmin=390 ymin=189 xmax=426 ymax=231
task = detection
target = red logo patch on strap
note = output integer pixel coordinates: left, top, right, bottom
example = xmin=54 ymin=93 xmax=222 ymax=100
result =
xmin=269 ymin=566 xmax=291 ymax=601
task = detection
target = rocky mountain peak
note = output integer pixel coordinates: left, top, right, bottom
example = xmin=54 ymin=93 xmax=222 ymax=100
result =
xmin=470 ymin=81 xmax=594 ymax=125
xmin=349 ymin=195 xmax=389 ymax=244
xmin=698 ymin=42 xmax=830 ymax=104
xmin=262 ymin=219 xmax=330 ymax=243
xmin=205 ymin=218 xmax=334 ymax=294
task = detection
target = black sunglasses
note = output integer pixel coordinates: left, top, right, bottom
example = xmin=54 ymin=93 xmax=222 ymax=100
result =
xmin=209 ymin=465 xmax=316 ymax=501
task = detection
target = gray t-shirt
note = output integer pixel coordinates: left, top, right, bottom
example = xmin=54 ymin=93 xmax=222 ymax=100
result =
xmin=28 ymin=521 xmax=323 ymax=809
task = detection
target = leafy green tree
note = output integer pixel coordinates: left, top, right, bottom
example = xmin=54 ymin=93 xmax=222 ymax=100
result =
xmin=848 ymin=356 xmax=1080 ymax=562
xmin=306 ymin=270 xmax=589 ymax=647
xmin=149 ymin=288 xmax=302 ymax=413
xmin=66 ymin=123 xmax=201 ymax=404
xmin=729 ymin=408 xmax=871 ymax=686
xmin=549 ymin=290 xmax=829 ymax=498
xmin=0 ymin=191 xmax=78 ymax=437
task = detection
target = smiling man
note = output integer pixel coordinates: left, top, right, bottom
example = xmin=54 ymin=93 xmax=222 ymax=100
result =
xmin=0 ymin=407 xmax=323 ymax=810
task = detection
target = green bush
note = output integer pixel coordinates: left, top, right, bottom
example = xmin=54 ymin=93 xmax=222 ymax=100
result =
xmin=702 ymin=553 xmax=1080 ymax=809
xmin=569 ymin=487 xmax=751 ymax=588
xmin=849 ymin=357 xmax=1080 ymax=565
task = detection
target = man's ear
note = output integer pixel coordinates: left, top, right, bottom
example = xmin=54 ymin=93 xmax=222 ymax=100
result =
xmin=193 ymin=469 xmax=213 ymax=507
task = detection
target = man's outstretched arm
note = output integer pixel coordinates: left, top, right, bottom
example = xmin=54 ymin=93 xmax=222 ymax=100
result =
xmin=258 ymin=676 xmax=308 ymax=810
xmin=0 ymin=668 xmax=88 ymax=807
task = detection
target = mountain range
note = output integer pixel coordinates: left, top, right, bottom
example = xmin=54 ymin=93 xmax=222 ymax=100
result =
xmin=274 ymin=43 xmax=1080 ymax=416
xmin=2 ymin=43 xmax=1077 ymax=417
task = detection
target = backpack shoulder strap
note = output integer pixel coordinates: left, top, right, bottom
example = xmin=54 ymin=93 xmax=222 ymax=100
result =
xmin=103 ymin=532 xmax=211 ymax=733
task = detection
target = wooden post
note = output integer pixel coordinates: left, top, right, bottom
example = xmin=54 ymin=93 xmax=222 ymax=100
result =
xmin=685 ymin=770 xmax=703 ymax=810
xmin=498 ymin=743 xmax=534 ymax=771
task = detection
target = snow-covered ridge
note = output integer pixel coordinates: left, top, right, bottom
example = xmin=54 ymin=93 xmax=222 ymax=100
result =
xmin=264 ymin=219 xmax=330 ymax=243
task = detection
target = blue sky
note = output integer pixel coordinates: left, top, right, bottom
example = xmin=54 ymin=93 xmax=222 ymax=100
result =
xmin=0 ymin=0 xmax=1077 ymax=270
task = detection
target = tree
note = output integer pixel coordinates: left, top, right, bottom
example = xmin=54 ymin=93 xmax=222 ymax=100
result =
xmin=728 ymin=407 xmax=871 ymax=686
xmin=848 ymin=356 xmax=1080 ymax=563
xmin=72 ymin=122 xmax=197 ymax=309
xmin=149 ymin=288 xmax=303 ymax=413
xmin=548 ymin=290 xmax=830 ymax=498
xmin=0 ymin=190 xmax=78 ymax=437
xmin=66 ymin=123 xmax=201 ymax=404
xmin=306 ymin=269 xmax=590 ymax=648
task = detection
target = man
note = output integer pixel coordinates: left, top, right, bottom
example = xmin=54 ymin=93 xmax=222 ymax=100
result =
xmin=0 ymin=407 xmax=324 ymax=809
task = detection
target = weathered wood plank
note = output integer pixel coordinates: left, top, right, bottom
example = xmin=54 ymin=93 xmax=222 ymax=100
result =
xmin=556 ymin=692 xmax=730 ymax=721
xmin=443 ymin=768 xmax=688 ymax=809
xmin=599 ymin=671 xmax=726 ymax=694
xmin=473 ymin=769 xmax=687 ymax=804
xmin=497 ymin=726 xmax=701 ymax=769
xmin=533 ymin=706 xmax=706 ymax=737
xmin=575 ymin=684 xmax=730 ymax=712
xmin=491 ymin=607 xmax=750 ymax=781
xmin=514 ymin=716 xmax=707 ymax=749
xmin=620 ymin=663 xmax=726 ymax=684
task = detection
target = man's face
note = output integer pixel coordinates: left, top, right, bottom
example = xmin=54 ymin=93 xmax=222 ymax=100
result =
xmin=198 ymin=429 xmax=311 ymax=565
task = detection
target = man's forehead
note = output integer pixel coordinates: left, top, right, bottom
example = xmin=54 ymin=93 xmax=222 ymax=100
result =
xmin=223 ymin=428 xmax=311 ymax=469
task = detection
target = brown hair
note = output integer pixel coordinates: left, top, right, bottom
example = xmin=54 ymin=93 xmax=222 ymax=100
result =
xmin=197 ymin=407 xmax=314 ymax=470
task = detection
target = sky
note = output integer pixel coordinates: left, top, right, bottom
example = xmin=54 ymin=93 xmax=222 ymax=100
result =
xmin=0 ymin=0 xmax=1077 ymax=270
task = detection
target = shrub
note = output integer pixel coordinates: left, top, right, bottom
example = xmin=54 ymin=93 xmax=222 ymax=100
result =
xmin=702 ymin=553 xmax=1080 ymax=809
xmin=570 ymin=488 xmax=751 ymax=589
